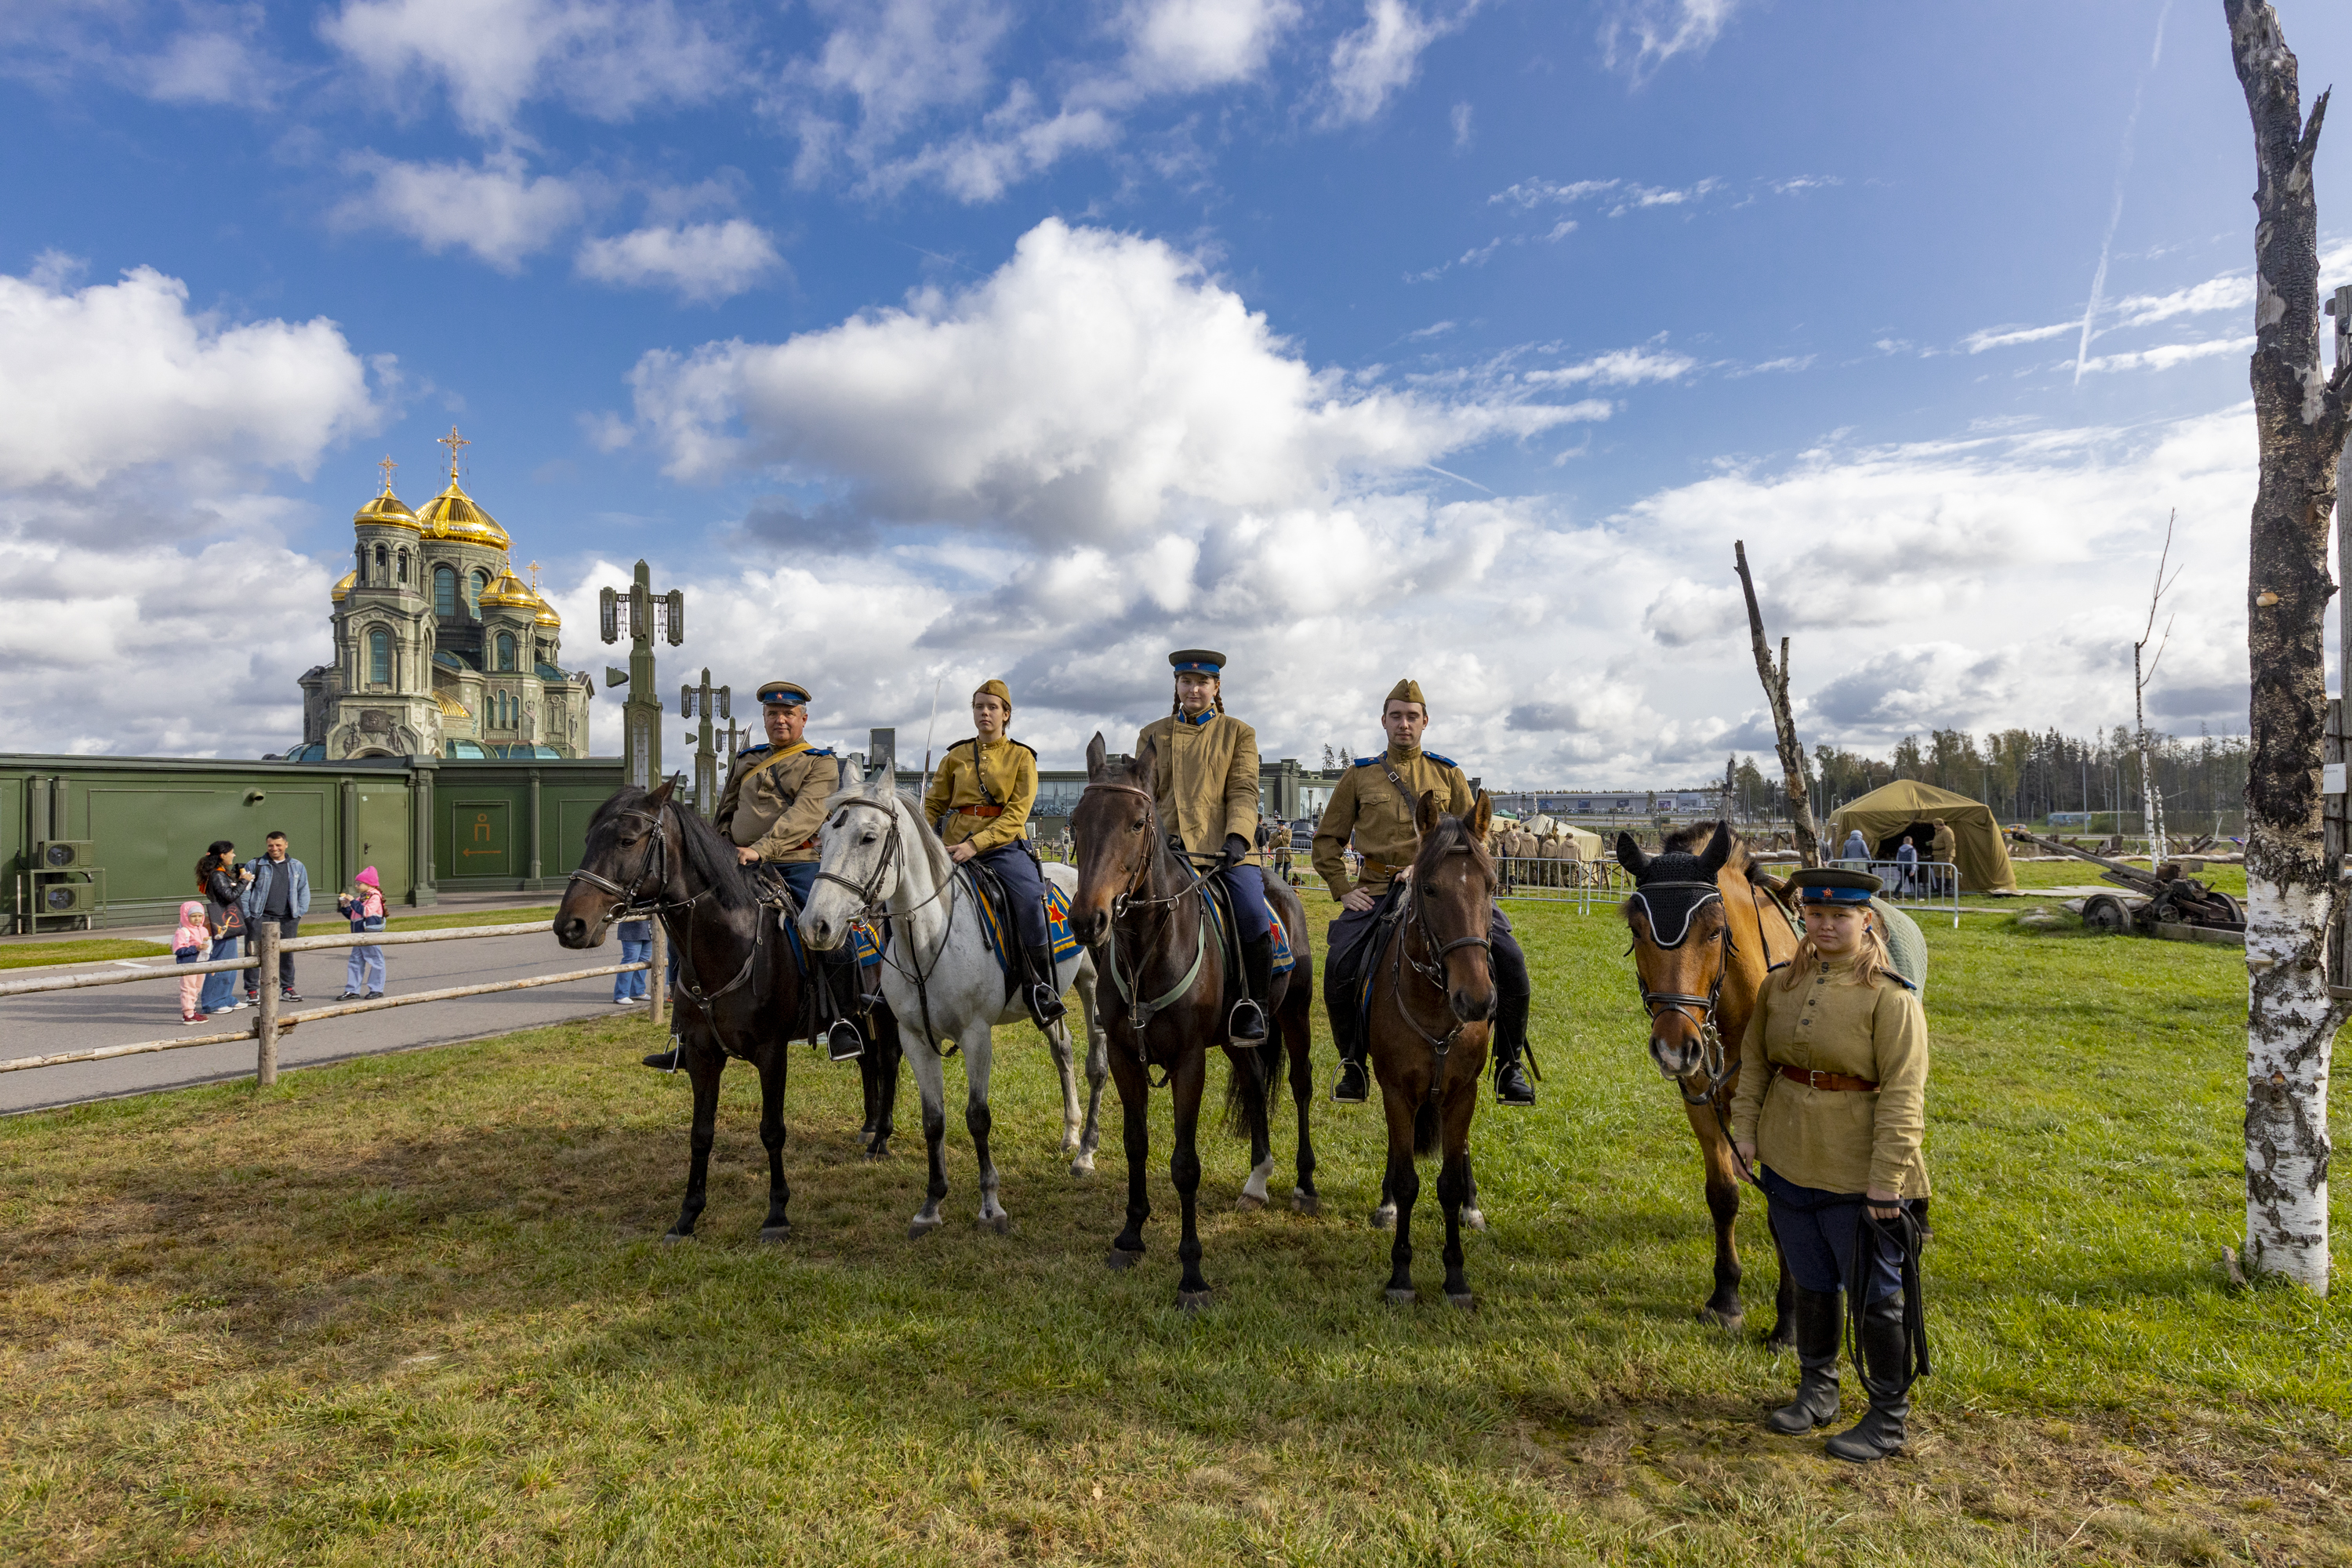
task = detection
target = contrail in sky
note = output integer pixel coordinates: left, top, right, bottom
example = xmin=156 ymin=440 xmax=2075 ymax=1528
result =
xmin=2076 ymin=0 xmax=2173 ymax=386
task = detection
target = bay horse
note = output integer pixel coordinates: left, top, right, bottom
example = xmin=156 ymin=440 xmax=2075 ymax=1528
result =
xmin=554 ymin=781 xmax=903 ymax=1242
xmin=797 ymin=766 xmax=1110 ymax=1240
xmin=1360 ymin=788 xmax=1500 ymax=1308
xmin=1616 ymin=820 xmax=1802 ymax=1343
xmin=1066 ymin=734 xmax=1319 ymax=1308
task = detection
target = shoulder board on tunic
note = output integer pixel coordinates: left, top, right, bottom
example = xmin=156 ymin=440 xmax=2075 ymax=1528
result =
xmin=1007 ymin=738 xmax=1036 ymax=757
xmin=735 ymin=744 xmax=771 ymax=760
xmin=1881 ymin=970 xmax=1918 ymax=993
xmin=1425 ymin=752 xmax=1457 ymax=768
xmin=948 ymin=735 xmax=976 ymax=750
xmin=802 ymin=746 xmax=835 ymax=757
xmin=1352 ymin=756 xmax=1381 ymax=768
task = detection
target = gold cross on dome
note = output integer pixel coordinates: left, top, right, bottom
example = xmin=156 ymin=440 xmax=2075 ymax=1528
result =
xmin=377 ymin=454 xmax=397 ymax=494
xmin=437 ymin=425 xmax=470 ymax=479
xmin=528 ymin=561 xmax=542 ymax=590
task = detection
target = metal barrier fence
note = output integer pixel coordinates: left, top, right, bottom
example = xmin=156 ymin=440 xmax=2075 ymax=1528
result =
xmin=1849 ymin=858 xmax=1961 ymax=927
xmin=1496 ymin=857 xmax=1628 ymax=913
xmin=0 ymin=917 xmax=662 ymax=1084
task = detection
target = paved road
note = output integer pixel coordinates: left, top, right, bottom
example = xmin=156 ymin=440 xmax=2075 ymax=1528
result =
xmin=1 ymin=927 xmax=650 ymax=1116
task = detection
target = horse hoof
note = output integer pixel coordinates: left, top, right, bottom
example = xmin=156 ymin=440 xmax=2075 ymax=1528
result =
xmin=1462 ymin=1207 xmax=1486 ymax=1232
xmin=1069 ymin=1155 xmax=1094 ymax=1178
xmin=1106 ymin=1247 xmax=1144 ymax=1271
xmin=1763 ymin=1327 xmax=1795 ymax=1353
xmin=1369 ymin=1207 xmax=1396 ymax=1231
xmin=1290 ymin=1189 xmax=1319 ymax=1216
xmin=758 ymin=1225 xmax=792 ymax=1245
xmin=907 ymin=1215 xmax=944 ymax=1241
xmin=1385 ymin=1287 xmax=1416 ymax=1306
xmin=660 ymin=1229 xmax=691 ymax=1244
xmin=1696 ymin=1306 xmax=1745 ymax=1334
xmin=1235 ymin=1191 xmax=1266 ymax=1211
xmin=864 ymin=1145 xmax=891 ymax=1163
xmin=982 ymin=1211 xmax=1011 ymax=1235
xmin=1448 ymin=1291 xmax=1476 ymax=1312
xmin=1177 ymin=1289 xmax=1214 ymax=1312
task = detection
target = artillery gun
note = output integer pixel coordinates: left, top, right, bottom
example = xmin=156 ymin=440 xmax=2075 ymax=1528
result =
xmin=2005 ymin=828 xmax=2245 ymax=942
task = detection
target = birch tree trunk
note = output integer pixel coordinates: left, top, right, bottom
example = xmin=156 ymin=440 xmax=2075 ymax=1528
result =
xmin=2228 ymin=0 xmax=2351 ymax=1293
xmin=1733 ymin=541 xmax=1823 ymax=867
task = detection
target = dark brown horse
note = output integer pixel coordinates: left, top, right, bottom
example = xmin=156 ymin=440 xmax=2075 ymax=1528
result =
xmin=1617 ymin=821 xmax=1801 ymax=1342
xmin=1066 ymin=734 xmax=1318 ymax=1307
xmin=554 ymin=782 xmax=902 ymax=1242
xmin=1361 ymin=789 xmax=1500 ymax=1308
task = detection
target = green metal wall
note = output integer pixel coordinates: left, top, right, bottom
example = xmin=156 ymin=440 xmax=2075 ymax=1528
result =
xmin=2 ymin=753 xmax=625 ymax=930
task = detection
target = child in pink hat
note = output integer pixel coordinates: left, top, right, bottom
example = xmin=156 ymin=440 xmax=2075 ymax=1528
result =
xmin=337 ymin=868 xmax=387 ymax=999
xmin=172 ymin=899 xmax=211 ymax=1023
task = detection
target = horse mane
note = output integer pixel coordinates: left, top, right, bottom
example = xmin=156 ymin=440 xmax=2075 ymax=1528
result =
xmin=590 ymin=785 xmax=753 ymax=909
xmin=822 ymin=781 xmax=958 ymax=896
xmin=1412 ymin=810 xmax=1495 ymax=882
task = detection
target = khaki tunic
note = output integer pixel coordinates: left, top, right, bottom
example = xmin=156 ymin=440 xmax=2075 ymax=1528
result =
xmin=1931 ymin=825 xmax=1956 ymax=866
xmin=1310 ymin=745 xmax=1473 ymax=901
xmin=1729 ymin=959 xmax=1931 ymax=1199
xmin=714 ymin=741 xmax=839 ymax=865
xmin=921 ymin=736 xmax=1039 ymax=852
xmin=1134 ymin=711 xmax=1261 ymax=860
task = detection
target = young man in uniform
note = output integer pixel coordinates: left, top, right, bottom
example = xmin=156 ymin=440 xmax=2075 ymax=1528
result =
xmin=923 ymin=678 xmax=1065 ymax=1028
xmin=1134 ymin=649 xmax=1276 ymax=1043
xmin=646 ymin=678 xmax=860 ymax=1065
xmin=1313 ymin=678 xmax=1537 ymax=1107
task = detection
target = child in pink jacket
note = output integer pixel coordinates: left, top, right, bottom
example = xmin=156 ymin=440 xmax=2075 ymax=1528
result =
xmin=173 ymin=899 xmax=211 ymax=1023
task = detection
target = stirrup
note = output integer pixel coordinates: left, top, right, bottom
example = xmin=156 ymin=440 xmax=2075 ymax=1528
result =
xmin=641 ymin=1046 xmax=681 ymax=1071
xmin=1227 ymin=996 xmax=1267 ymax=1042
xmin=1029 ymin=982 xmax=1068 ymax=1025
xmin=826 ymin=1021 xmax=865 ymax=1062
xmin=1331 ymin=1058 xmax=1370 ymax=1104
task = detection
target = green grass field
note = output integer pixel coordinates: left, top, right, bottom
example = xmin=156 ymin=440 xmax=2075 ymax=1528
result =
xmin=1 ymin=898 xmax=2345 ymax=1564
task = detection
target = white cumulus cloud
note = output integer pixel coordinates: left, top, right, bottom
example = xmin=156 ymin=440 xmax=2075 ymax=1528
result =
xmin=576 ymin=220 xmax=783 ymax=303
xmin=337 ymin=151 xmax=589 ymax=271
xmin=1321 ymin=0 xmax=1476 ymax=126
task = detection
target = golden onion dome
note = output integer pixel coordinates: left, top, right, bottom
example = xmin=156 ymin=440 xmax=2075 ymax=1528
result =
xmin=479 ymin=565 xmax=538 ymax=611
xmin=532 ymin=591 xmax=561 ymax=629
xmin=332 ymin=569 xmax=357 ymax=603
xmin=434 ymin=691 xmax=470 ymax=719
xmin=415 ymin=477 xmax=511 ymax=550
xmin=353 ymin=489 xmax=419 ymax=532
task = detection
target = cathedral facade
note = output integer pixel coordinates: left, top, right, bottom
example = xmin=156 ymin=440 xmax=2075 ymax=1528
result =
xmin=295 ymin=435 xmax=593 ymax=760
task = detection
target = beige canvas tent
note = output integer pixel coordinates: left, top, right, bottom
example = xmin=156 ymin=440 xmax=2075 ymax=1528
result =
xmin=1555 ymin=823 xmax=1604 ymax=861
xmin=1829 ymin=779 xmax=2017 ymax=893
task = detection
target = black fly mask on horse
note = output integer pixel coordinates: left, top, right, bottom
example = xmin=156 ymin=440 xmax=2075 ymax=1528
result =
xmin=1617 ymin=823 xmax=1736 ymax=1087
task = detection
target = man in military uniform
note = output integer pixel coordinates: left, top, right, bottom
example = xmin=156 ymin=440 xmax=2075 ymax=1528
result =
xmin=1314 ymin=678 xmax=1537 ymax=1107
xmin=922 ymin=678 xmax=1065 ymax=1028
xmin=645 ymin=678 xmax=861 ymax=1065
xmin=1134 ymin=649 xmax=1276 ymax=1043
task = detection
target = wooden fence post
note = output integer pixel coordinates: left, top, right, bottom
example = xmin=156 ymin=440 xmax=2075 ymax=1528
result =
xmin=648 ymin=919 xmax=667 ymax=1029
xmin=255 ymin=923 xmax=279 ymax=1087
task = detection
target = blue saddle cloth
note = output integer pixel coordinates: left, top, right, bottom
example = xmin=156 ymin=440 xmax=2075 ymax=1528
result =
xmin=1202 ymin=881 xmax=1295 ymax=976
xmin=968 ymin=874 xmax=1083 ymax=977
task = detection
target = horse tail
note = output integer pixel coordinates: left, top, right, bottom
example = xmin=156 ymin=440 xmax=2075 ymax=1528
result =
xmin=1220 ymin=1033 xmax=1282 ymax=1138
xmin=1413 ymin=1094 xmax=1440 ymax=1157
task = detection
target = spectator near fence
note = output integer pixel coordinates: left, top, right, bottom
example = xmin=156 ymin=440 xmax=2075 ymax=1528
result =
xmin=1893 ymin=837 xmax=1918 ymax=898
xmin=240 ymin=831 xmax=310 ymax=1004
xmin=614 ymin=915 xmax=652 ymax=1004
xmin=336 ymin=867 xmax=387 ymax=1000
xmin=1930 ymin=818 xmax=1956 ymax=896
xmin=1840 ymin=828 xmax=1870 ymax=869
xmin=195 ymin=841 xmax=250 ymax=1017
xmin=173 ymin=899 xmax=211 ymax=1024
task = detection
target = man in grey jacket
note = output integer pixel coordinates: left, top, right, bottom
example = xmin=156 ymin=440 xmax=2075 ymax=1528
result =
xmin=241 ymin=832 xmax=311 ymax=1002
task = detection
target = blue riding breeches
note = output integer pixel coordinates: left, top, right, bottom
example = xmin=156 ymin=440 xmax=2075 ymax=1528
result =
xmin=1328 ymin=890 xmax=1527 ymax=998
xmin=1218 ymin=862 xmax=1272 ymax=937
xmin=1762 ymin=1166 xmax=1909 ymax=1301
xmin=975 ymin=842 xmax=1050 ymax=949
xmin=773 ymin=861 xmax=818 ymax=907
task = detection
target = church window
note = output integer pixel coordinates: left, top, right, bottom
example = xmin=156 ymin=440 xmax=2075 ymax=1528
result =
xmin=434 ymin=564 xmax=457 ymax=617
xmin=496 ymin=632 xmax=516 ymax=672
xmin=397 ymin=549 xmax=409 ymax=585
xmin=468 ymin=569 xmax=489 ymax=612
xmin=368 ymin=628 xmax=392 ymax=686
xmin=373 ymin=543 xmax=387 ymax=582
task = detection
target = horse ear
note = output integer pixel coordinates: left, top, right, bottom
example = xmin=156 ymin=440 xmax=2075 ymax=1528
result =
xmin=837 ymin=757 xmax=853 ymax=792
xmin=1615 ymin=830 xmax=1647 ymax=877
xmin=1416 ymin=788 xmax=1441 ymax=836
xmin=1131 ymin=735 xmax=1157 ymax=785
xmin=1468 ymin=790 xmax=1493 ymax=840
xmin=1086 ymin=731 xmax=1109 ymax=781
xmin=1699 ymin=819 xmax=1733 ymax=877
xmin=648 ymin=777 xmax=677 ymax=807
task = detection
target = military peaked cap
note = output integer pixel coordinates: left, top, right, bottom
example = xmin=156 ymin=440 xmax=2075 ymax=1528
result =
xmin=757 ymin=680 xmax=812 ymax=708
xmin=1168 ymin=648 xmax=1225 ymax=674
xmin=1385 ymin=677 xmax=1427 ymax=710
xmin=1788 ymin=866 xmax=1882 ymax=903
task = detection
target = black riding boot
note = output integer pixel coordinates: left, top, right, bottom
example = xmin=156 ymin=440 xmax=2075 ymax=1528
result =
xmin=1824 ymin=1293 xmax=1912 ymax=1462
xmin=1765 ymin=1287 xmax=1844 ymax=1433
xmin=642 ymin=1036 xmax=681 ymax=1071
xmin=1023 ymin=942 xmax=1068 ymax=1028
xmin=1492 ymin=989 xmax=1537 ymax=1106
xmin=1228 ymin=933 xmax=1272 ymax=1043
xmin=821 ymin=956 xmax=865 ymax=1062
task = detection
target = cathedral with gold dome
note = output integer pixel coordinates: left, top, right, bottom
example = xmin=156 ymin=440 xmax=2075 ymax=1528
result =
xmin=294 ymin=429 xmax=594 ymax=760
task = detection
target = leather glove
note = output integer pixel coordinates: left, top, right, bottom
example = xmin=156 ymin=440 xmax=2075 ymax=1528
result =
xmin=1221 ymin=834 xmax=1250 ymax=867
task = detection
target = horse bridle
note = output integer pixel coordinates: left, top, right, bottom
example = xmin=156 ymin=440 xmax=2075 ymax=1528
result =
xmin=566 ymin=804 xmax=684 ymax=923
xmin=1388 ymin=840 xmax=1495 ymax=1058
xmin=1625 ymin=879 xmax=1734 ymax=1109
xmin=1076 ymin=780 xmax=1216 ymax=1057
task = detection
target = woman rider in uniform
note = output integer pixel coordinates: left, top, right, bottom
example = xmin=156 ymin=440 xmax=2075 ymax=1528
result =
xmin=1731 ymin=866 xmax=1930 ymax=1463
xmin=922 ymin=679 xmax=1065 ymax=1028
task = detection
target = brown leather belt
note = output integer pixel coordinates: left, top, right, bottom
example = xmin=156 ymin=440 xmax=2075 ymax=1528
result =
xmin=1777 ymin=1062 xmax=1878 ymax=1092
xmin=1361 ymin=858 xmax=1404 ymax=880
xmin=953 ymin=805 xmax=1006 ymax=818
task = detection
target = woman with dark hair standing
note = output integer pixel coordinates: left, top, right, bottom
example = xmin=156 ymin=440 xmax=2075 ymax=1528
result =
xmin=1731 ymin=866 xmax=1931 ymax=1464
xmin=194 ymin=840 xmax=252 ymax=1018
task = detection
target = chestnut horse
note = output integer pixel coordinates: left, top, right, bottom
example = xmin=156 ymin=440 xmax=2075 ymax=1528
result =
xmin=1066 ymin=734 xmax=1318 ymax=1308
xmin=1361 ymin=789 xmax=1500 ymax=1308
xmin=1617 ymin=821 xmax=1802 ymax=1343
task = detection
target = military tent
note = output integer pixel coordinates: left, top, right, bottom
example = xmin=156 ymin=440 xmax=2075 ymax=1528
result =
xmin=1554 ymin=823 xmax=1605 ymax=861
xmin=1828 ymin=779 xmax=2016 ymax=893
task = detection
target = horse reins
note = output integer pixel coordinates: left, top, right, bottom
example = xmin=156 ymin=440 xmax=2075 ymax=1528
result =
xmin=1079 ymin=781 xmax=1214 ymax=1067
xmin=1383 ymin=841 xmax=1495 ymax=1101
xmin=566 ymin=800 xmax=762 ymax=1016
xmin=816 ymin=793 xmax=952 ymax=1053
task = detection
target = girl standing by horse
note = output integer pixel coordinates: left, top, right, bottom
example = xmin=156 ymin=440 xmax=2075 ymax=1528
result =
xmin=1731 ymin=866 xmax=1931 ymax=1463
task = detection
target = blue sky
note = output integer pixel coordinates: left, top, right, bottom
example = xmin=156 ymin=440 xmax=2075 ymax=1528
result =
xmin=5 ymin=0 xmax=2349 ymax=782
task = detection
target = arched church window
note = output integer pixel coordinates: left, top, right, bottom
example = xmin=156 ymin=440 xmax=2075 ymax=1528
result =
xmin=368 ymin=628 xmax=391 ymax=686
xmin=467 ymin=569 xmax=489 ymax=612
xmin=434 ymin=564 xmax=457 ymax=618
xmin=373 ymin=543 xmax=388 ymax=582
xmin=496 ymin=633 xmax=516 ymax=672
xmin=397 ymin=549 xmax=409 ymax=585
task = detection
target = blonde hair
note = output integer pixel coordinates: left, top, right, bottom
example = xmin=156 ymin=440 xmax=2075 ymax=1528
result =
xmin=1777 ymin=905 xmax=1893 ymax=993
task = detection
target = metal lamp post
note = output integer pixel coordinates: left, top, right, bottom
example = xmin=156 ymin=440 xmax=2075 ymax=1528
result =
xmin=598 ymin=559 xmax=684 ymax=790
xmin=681 ymin=669 xmax=731 ymax=819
